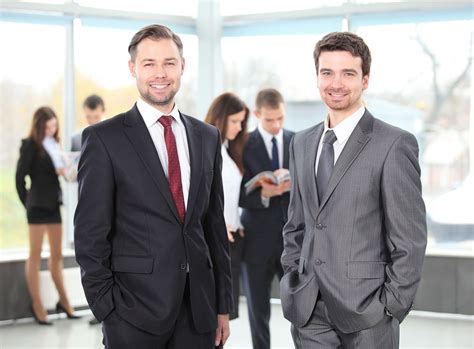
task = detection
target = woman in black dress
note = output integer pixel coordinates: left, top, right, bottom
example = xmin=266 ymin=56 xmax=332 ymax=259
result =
xmin=16 ymin=106 xmax=79 ymax=325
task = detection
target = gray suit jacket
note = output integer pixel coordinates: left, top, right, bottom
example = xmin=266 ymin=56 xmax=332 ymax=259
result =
xmin=280 ymin=110 xmax=427 ymax=333
xmin=71 ymin=131 xmax=82 ymax=152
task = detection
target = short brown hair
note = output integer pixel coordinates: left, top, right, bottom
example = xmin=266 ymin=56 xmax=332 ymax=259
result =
xmin=128 ymin=24 xmax=183 ymax=61
xmin=313 ymin=32 xmax=371 ymax=76
xmin=255 ymin=88 xmax=284 ymax=111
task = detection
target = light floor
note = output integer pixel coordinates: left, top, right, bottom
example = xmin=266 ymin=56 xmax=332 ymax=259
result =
xmin=1 ymin=300 xmax=473 ymax=349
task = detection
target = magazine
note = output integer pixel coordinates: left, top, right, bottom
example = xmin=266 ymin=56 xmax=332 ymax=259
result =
xmin=244 ymin=168 xmax=291 ymax=195
xmin=61 ymin=151 xmax=81 ymax=182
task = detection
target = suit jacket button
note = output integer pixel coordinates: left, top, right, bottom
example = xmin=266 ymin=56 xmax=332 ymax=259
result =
xmin=316 ymin=223 xmax=323 ymax=230
xmin=180 ymin=263 xmax=187 ymax=270
xmin=315 ymin=259 xmax=322 ymax=265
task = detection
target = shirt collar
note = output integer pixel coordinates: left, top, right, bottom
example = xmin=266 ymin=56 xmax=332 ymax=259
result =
xmin=257 ymin=123 xmax=283 ymax=144
xmin=323 ymin=104 xmax=365 ymax=144
xmin=137 ymin=97 xmax=182 ymax=128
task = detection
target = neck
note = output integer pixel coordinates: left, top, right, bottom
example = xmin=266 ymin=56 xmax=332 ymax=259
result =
xmin=328 ymin=103 xmax=362 ymax=128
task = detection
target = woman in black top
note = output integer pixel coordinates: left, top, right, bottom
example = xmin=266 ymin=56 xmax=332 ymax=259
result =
xmin=16 ymin=107 xmax=78 ymax=325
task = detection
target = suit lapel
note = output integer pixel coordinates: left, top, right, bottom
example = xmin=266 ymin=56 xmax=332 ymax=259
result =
xmin=305 ymin=124 xmax=324 ymax=221
xmin=123 ymin=105 xmax=181 ymax=223
xmin=181 ymin=113 xmax=202 ymax=228
xmin=318 ymin=111 xmax=374 ymax=213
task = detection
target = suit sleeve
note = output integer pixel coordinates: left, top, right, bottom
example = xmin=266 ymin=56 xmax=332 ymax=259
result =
xmin=381 ymin=132 xmax=427 ymax=322
xmin=281 ymin=137 xmax=306 ymax=274
xmin=203 ymin=128 xmax=233 ymax=314
xmin=74 ymin=127 xmax=116 ymax=321
xmin=238 ymin=144 xmax=267 ymax=210
xmin=15 ymin=139 xmax=35 ymax=208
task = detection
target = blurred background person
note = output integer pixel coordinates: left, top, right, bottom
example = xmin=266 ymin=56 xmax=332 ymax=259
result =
xmin=71 ymin=94 xmax=105 ymax=152
xmin=239 ymin=88 xmax=294 ymax=349
xmin=205 ymin=92 xmax=249 ymax=320
xmin=15 ymin=106 xmax=80 ymax=325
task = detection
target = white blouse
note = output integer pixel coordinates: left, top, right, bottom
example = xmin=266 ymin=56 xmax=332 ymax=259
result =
xmin=221 ymin=142 xmax=242 ymax=231
xmin=42 ymin=136 xmax=64 ymax=169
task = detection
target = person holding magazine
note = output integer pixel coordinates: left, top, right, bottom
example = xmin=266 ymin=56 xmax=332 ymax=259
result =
xmin=239 ymin=88 xmax=294 ymax=349
xmin=205 ymin=92 xmax=249 ymax=321
xmin=15 ymin=106 xmax=80 ymax=325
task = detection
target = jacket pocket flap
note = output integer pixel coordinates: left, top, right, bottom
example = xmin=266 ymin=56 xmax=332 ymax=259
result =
xmin=111 ymin=256 xmax=154 ymax=274
xmin=347 ymin=261 xmax=386 ymax=279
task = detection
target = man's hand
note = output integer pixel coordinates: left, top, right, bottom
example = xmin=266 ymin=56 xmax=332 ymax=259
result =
xmin=261 ymin=182 xmax=283 ymax=198
xmin=215 ymin=314 xmax=230 ymax=347
xmin=226 ymin=224 xmax=235 ymax=243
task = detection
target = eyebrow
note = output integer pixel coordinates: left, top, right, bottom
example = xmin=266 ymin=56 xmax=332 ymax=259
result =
xmin=319 ymin=68 xmax=358 ymax=74
xmin=140 ymin=57 xmax=178 ymax=63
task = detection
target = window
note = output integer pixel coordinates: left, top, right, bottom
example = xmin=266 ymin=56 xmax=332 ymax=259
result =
xmin=0 ymin=21 xmax=66 ymax=249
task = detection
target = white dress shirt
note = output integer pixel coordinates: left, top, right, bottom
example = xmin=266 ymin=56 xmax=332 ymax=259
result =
xmin=42 ymin=136 xmax=64 ymax=169
xmin=221 ymin=141 xmax=242 ymax=231
xmin=315 ymin=104 xmax=365 ymax=175
xmin=257 ymin=123 xmax=284 ymax=169
xmin=137 ymin=98 xmax=191 ymax=208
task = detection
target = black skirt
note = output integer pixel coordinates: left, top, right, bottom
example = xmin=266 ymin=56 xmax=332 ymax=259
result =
xmin=27 ymin=206 xmax=62 ymax=224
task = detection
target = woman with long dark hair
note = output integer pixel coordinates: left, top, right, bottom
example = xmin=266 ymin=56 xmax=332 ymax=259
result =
xmin=205 ymin=92 xmax=249 ymax=320
xmin=16 ymin=106 xmax=79 ymax=325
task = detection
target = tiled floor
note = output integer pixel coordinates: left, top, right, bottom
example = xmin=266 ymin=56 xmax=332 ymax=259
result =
xmin=1 ymin=300 xmax=473 ymax=348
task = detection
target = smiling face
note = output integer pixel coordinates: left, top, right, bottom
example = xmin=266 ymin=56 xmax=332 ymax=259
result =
xmin=317 ymin=50 xmax=369 ymax=121
xmin=128 ymin=38 xmax=185 ymax=114
xmin=225 ymin=110 xmax=246 ymax=141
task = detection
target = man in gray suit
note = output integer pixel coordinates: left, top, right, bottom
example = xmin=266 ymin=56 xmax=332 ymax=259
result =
xmin=71 ymin=94 xmax=105 ymax=151
xmin=280 ymin=32 xmax=427 ymax=348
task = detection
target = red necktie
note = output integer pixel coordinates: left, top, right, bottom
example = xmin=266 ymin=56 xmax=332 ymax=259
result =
xmin=158 ymin=115 xmax=185 ymax=222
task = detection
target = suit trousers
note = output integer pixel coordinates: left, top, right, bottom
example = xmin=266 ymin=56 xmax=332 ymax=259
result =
xmin=291 ymin=298 xmax=399 ymax=349
xmin=241 ymin=257 xmax=284 ymax=349
xmin=229 ymin=231 xmax=244 ymax=320
xmin=102 ymin=277 xmax=217 ymax=349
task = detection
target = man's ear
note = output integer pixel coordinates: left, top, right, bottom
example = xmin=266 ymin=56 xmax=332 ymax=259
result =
xmin=181 ymin=57 xmax=185 ymax=75
xmin=129 ymin=60 xmax=136 ymax=78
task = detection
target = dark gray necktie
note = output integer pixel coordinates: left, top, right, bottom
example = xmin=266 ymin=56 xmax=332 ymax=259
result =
xmin=316 ymin=130 xmax=337 ymax=202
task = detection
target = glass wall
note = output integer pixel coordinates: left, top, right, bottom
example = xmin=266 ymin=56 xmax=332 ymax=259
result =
xmin=0 ymin=21 xmax=66 ymax=250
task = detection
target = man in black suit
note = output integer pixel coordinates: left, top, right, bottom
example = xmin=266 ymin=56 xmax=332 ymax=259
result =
xmin=74 ymin=24 xmax=232 ymax=349
xmin=239 ymin=88 xmax=294 ymax=349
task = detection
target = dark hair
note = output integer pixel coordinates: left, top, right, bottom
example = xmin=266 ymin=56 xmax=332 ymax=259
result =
xmin=28 ymin=106 xmax=60 ymax=153
xmin=313 ymin=32 xmax=371 ymax=76
xmin=83 ymin=94 xmax=104 ymax=110
xmin=128 ymin=24 xmax=183 ymax=61
xmin=255 ymin=88 xmax=284 ymax=111
xmin=204 ymin=93 xmax=249 ymax=173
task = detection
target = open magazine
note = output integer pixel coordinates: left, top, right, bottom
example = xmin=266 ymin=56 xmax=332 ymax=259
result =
xmin=244 ymin=168 xmax=291 ymax=195
xmin=61 ymin=151 xmax=81 ymax=182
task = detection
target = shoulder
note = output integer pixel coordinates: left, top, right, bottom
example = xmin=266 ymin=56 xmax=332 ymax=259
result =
xmin=293 ymin=122 xmax=323 ymax=146
xmin=20 ymin=137 xmax=35 ymax=151
xmin=182 ymin=113 xmax=219 ymax=137
xmin=372 ymin=117 xmax=417 ymax=145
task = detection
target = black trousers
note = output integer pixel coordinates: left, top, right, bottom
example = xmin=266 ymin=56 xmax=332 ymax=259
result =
xmin=241 ymin=256 xmax=284 ymax=349
xmin=229 ymin=230 xmax=244 ymax=320
xmin=102 ymin=278 xmax=217 ymax=349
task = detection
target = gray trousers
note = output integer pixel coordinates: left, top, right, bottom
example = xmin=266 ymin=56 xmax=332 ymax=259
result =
xmin=291 ymin=299 xmax=399 ymax=349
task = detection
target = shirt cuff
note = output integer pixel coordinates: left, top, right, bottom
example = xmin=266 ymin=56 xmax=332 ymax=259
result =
xmin=261 ymin=195 xmax=270 ymax=208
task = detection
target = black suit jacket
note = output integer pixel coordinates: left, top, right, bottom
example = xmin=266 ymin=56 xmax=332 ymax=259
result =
xmin=15 ymin=138 xmax=62 ymax=209
xmin=239 ymin=129 xmax=295 ymax=263
xmin=74 ymin=105 xmax=232 ymax=335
